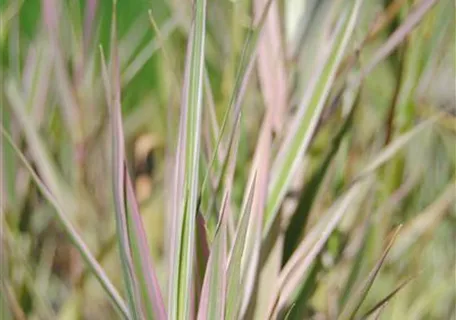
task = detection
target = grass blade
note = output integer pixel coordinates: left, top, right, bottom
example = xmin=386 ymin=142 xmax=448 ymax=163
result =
xmin=267 ymin=178 xmax=371 ymax=318
xmin=362 ymin=0 xmax=438 ymax=77
xmin=42 ymin=0 xmax=83 ymax=143
xmin=121 ymin=19 xmax=178 ymax=86
xmin=282 ymin=87 xmax=359 ymax=265
xmin=101 ymin=4 xmax=167 ymax=318
xmin=201 ymin=115 xmax=240 ymax=226
xmin=355 ymin=116 xmax=437 ymax=180
xmin=254 ymin=0 xmax=288 ymax=133
xmin=388 ymin=182 xmax=456 ymax=262
xmin=360 ymin=275 xmax=416 ymax=319
xmin=23 ymin=44 xmax=52 ymax=126
xmin=0 ymin=127 xmax=129 ymax=319
xmin=371 ymin=303 xmax=389 ymax=320
xmin=284 ymin=260 xmax=321 ymax=320
xmin=102 ymin=4 xmax=143 ymax=318
xmin=1 ymin=96 xmax=18 ymax=210
xmin=338 ymin=226 xmax=402 ymax=320
xmin=265 ymin=0 xmax=363 ymax=239
xmin=126 ymin=175 xmax=167 ymax=319
xmin=197 ymin=194 xmax=229 ymax=320
xmin=198 ymin=101 xmax=242 ymax=318
xmin=3 ymin=282 xmax=26 ymax=320
xmin=5 ymin=80 xmax=76 ymax=212
xmin=83 ymin=0 xmax=98 ymax=53
xmin=199 ymin=0 xmax=276 ymax=217
xmin=168 ymin=0 xmax=207 ymax=318
xmin=339 ymin=215 xmax=372 ymax=308
xmin=194 ymin=210 xmax=210 ymax=311
xmin=225 ymin=176 xmax=256 ymax=320
xmin=239 ymin=118 xmax=273 ymax=318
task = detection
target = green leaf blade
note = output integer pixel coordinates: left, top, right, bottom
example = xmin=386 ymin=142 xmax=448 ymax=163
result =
xmin=169 ymin=0 xmax=207 ymax=319
xmin=265 ymin=0 xmax=364 ymax=238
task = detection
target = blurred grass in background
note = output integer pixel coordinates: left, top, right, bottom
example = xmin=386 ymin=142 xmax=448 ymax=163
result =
xmin=0 ymin=0 xmax=455 ymax=319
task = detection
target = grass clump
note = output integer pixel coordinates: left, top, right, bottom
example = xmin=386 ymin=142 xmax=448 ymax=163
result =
xmin=1 ymin=0 xmax=455 ymax=319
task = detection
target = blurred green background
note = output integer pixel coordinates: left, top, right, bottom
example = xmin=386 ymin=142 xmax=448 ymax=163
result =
xmin=1 ymin=0 xmax=455 ymax=319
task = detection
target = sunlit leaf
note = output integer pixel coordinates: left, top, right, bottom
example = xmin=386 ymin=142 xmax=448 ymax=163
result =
xmin=265 ymin=0 xmax=363 ymax=240
xmin=168 ymin=0 xmax=207 ymax=318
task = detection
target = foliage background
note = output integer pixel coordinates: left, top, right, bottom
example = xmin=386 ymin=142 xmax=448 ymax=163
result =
xmin=0 ymin=0 xmax=455 ymax=319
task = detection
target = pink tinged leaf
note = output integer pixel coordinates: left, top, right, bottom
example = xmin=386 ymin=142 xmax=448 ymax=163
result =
xmin=102 ymin=5 xmax=166 ymax=318
xmin=362 ymin=0 xmax=439 ymax=77
xmin=22 ymin=45 xmax=53 ymax=126
xmin=22 ymin=47 xmax=37 ymax=95
xmin=225 ymin=176 xmax=257 ymax=320
xmin=168 ymin=26 xmax=193 ymax=317
xmin=254 ymin=0 xmax=288 ymax=133
xmin=83 ymin=0 xmax=98 ymax=53
xmin=240 ymin=116 xmax=273 ymax=317
xmin=125 ymin=174 xmax=167 ymax=319
xmin=107 ymin=42 xmax=144 ymax=320
xmin=41 ymin=0 xmax=58 ymax=36
xmin=41 ymin=0 xmax=82 ymax=143
xmin=266 ymin=180 xmax=371 ymax=318
xmin=264 ymin=0 xmax=363 ymax=240
xmin=197 ymin=194 xmax=229 ymax=320
xmin=200 ymin=0 xmax=277 ymax=207
xmin=168 ymin=0 xmax=207 ymax=318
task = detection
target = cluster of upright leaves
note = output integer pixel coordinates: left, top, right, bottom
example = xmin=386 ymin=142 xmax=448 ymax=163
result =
xmin=100 ymin=3 xmax=166 ymax=319
xmin=168 ymin=0 xmax=207 ymax=318
xmin=3 ymin=0 xmax=454 ymax=319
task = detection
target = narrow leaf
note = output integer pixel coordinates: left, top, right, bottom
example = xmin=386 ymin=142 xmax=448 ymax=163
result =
xmin=42 ymin=0 xmax=83 ymax=142
xmin=339 ymin=215 xmax=372 ymax=307
xmin=282 ymin=87 xmax=359 ymax=265
xmin=126 ymin=175 xmax=167 ymax=319
xmin=169 ymin=0 xmax=207 ymax=318
xmin=0 ymin=127 xmax=129 ymax=319
xmin=388 ymin=182 xmax=456 ymax=261
xmin=197 ymin=194 xmax=229 ymax=320
xmin=267 ymin=178 xmax=370 ymax=318
xmin=83 ymin=0 xmax=98 ymax=53
xmin=338 ymin=226 xmax=402 ymax=320
xmin=239 ymin=118 xmax=273 ymax=318
xmin=254 ymin=0 xmax=288 ymax=133
xmin=286 ymin=260 xmax=321 ymax=320
xmin=225 ymin=176 xmax=257 ymax=320
xmin=122 ymin=19 xmax=178 ymax=86
xmin=265 ymin=0 xmax=363 ymax=239
xmin=5 ymin=80 xmax=76 ymax=212
xmin=199 ymin=0 xmax=277 ymax=216
xmin=194 ymin=210 xmax=210 ymax=311
xmin=101 ymin=4 xmax=167 ymax=318
xmin=102 ymin=5 xmax=143 ymax=318
xmin=361 ymin=276 xmax=416 ymax=319
xmin=362 ymin=0 xmax=439 ymax=77
xmin=355 ymin=116 xmax=437 ymax=180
